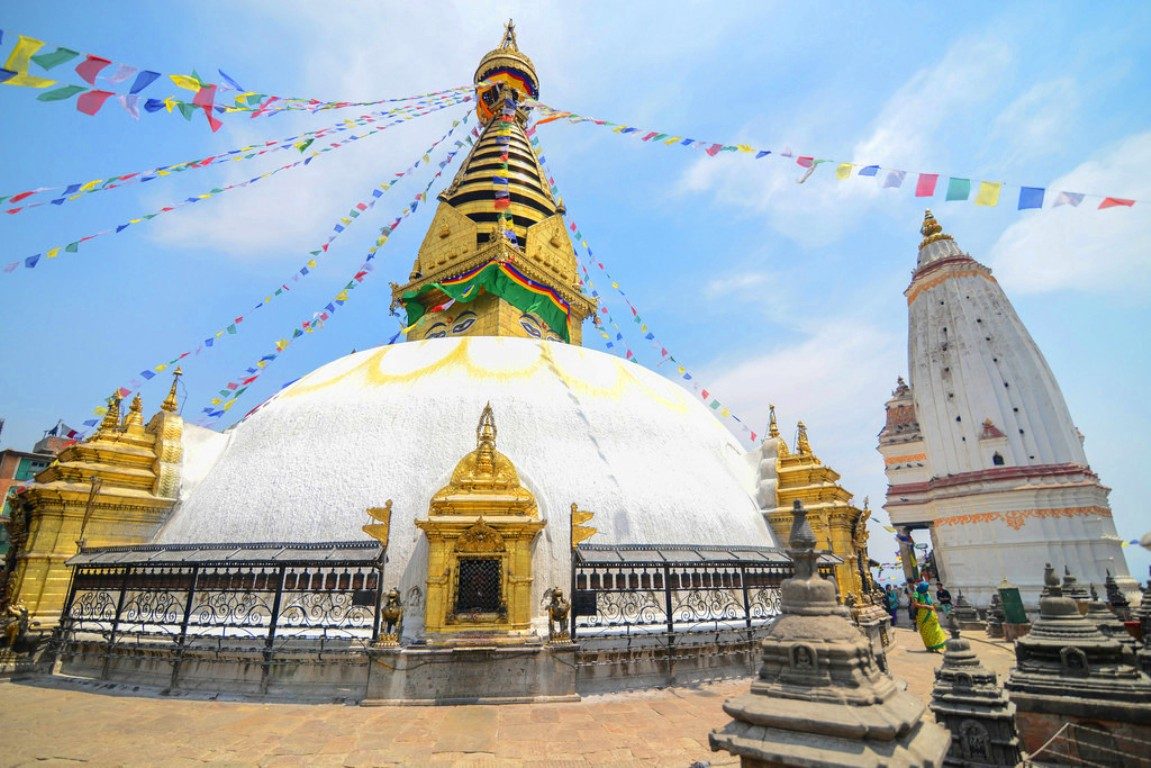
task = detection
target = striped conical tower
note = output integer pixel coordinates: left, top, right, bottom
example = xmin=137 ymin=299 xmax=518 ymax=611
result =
xmin=391 ymin=21 xmax=595 ymax=344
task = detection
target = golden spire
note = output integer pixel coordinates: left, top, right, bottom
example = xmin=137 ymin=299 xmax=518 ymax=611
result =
xmin=98 ymin=392 xmax=122 ymax=432
xmin=475 ymin=402 xmax=497 ymax=475
xmin=919 ymin=209 xmax=954 ymax=249
xmin=124 ymin=393 xmax=144 ymax=431
xmin=768 ymin=404 xmax=780 ymax=439
xmin=161 ymin=367 xmax=182 ymax=413
xmin=500 ymin=18 xmax=518 ymax=50
xmin=796 ymin=420 xmax=812 ymax=456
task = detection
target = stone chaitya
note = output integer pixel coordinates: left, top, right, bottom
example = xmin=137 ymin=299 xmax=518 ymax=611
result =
xmin=951 ymin=590 xmax=981 ymax=630
xmin=710 ymin=500 xmax=950 ymax=768
xmin=1004 ymin=563 xmax=1151 ymax=758
xmin=1104 ymin=569 xmax=1131 ymax=621
xmin=1084 ymin=583 xmax=1135 ymax=651
xmin=1138 ymin=568 xmax=1151 ymax=676
xmin=929 ymin=614 xmax=1022 ymax=767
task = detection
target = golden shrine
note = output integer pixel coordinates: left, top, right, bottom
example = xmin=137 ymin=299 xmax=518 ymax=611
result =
xmin=415 ymin=404 xmax=545 ymax=639
xmin=2 ymin=372 xmax=184 ymax=626
xmin=762 ymin=406 xmax=873 ymax=605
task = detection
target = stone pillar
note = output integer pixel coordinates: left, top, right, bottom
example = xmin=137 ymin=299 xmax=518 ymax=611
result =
xmin=1004 ymin=563 xmax=1151 ymax=759
xmin=930 ymin=614 xmax=1022 ymax=767
xmin=710 ymin=500 xmax=950 ymax=767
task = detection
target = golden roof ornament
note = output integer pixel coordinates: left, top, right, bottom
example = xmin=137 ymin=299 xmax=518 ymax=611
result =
xmin=795 ymin=420 xmax=812 ymax=456
xmin=161 ymin=367 xmax=183 ymax=413
xmin=768 ymin=404 xmax=780 ymax=439
xmin=98 ymin=392 xmax=123 ymax=431
xmin=919 ymin=209 xmax=955 ymax=249
xmin=124 ymin=393 xmax=144 ymax=431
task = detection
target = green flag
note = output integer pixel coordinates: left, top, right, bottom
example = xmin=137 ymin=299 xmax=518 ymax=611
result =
xmin=30 ymin=47 xmax=79 ymax=70
xmin=37 ymin=84 xmax=86 ymax=102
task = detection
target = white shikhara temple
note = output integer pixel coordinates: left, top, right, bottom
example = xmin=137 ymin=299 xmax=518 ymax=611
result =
xmin=878 ymin=211 xmax=1136 ymax=606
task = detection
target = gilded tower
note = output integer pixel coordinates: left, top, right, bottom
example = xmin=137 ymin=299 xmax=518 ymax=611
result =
xmin=755 ymin=408 xmax=871 ymax=604
xmin=2 ymin=372 xmax=185 ymax=627
xmin=391 ymin=21 xmax=595 ymax=344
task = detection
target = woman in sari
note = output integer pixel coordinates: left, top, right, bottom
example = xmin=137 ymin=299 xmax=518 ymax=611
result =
xmin=911 ymin=581 xmax=947 ymax=652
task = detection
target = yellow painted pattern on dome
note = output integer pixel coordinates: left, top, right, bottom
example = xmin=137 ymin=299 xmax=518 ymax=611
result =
xmin=280 ymin=339 xmax=689 ymax=412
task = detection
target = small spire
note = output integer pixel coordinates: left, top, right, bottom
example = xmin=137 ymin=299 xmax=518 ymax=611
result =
xmin=476 ymin=401 xmax=497 ymax=448
xmin=500 ymin=18 xmax=518 ymax=50
xmin=768 ymin=404 xmax=780 ymax=438
xmin=919 ymin=209 xmax=955 ymax=249
xmin=99 ymin=392 xmax=122 ymax=431
xmin=795 ymin=420 xmax=812 ymax=455
xmin=946 ymin=610 xmax=961 ymax=640
xmin=124 ymin=393 xmax=144 ymax=430
xmin=789 ymin=500 xmax=817 ymax=559
xmin=161 ymin=367 xmax=183 ymax=413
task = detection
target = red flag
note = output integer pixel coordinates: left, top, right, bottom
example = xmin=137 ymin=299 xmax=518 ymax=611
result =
xmin=75 ymin=55 xmax=112 ymax=85
xmin=1098 ymin=197 xmax=1135 ymax=209
xmin=494 ymin=198 xmax=511 ymax=210
xmin=202 ymin=105 xmax=222 ymax=132
xmin=750 ymin=432 xmax=758 ymax=442
xmin=192 ymin=84 xmax=217 ymax=108
xmin=76 ymin=90 xmax=114 ymax=116
xmin=915 ymin=173 xmax=939 ymax=197
xmin=796 ymin=156 xmax=814 ymax=168
xmin=701 ymin=389 xmax=710 ymax=399
xmin=706 ymin=144 xmax=723 ymax=157
xmin=9 ymin=191 xmax=35 ymax=203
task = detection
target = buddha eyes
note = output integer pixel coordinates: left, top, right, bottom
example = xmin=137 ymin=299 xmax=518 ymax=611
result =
xmin=520 ymin=318 xmax=542 ymax=337
xmin=424 ymin=322 xmax=448 ymax=339
xmin=452 ymin=313 xmax=477 ymax=334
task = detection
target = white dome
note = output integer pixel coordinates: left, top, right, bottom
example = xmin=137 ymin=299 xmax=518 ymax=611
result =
xmin=158 ymin=337 xmax=774 ymax=633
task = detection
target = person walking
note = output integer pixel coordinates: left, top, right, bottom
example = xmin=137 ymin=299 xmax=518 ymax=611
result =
xmin=935 ymin=581 xmax=953 ymax=616
xmin=884 ymin=584 xmax=899 ymax=626
xmin=911 ymin=580 xmax=948 ymax=652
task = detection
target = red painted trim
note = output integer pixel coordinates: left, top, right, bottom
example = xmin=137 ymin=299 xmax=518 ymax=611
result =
xmin=887 ymin=462 xmax=1100 ymax=497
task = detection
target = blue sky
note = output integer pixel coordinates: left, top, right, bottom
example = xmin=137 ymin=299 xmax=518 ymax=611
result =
xmin=2 ymin=1 xmax=1148 ymax=581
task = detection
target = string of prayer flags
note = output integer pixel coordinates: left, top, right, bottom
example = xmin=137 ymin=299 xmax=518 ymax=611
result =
xmin=528 ymin=123 xmax=760 ymax=445
xmin=529 ymin=101 xmax=1140 ymax=211
xmin=3 ymin=99 xmax=464 ymax=275
xmin=1 ymin=95 xmax=468 ymax=213
xmin=99 ymin=109 xmax=472 ymax=409
xmin=196 ymin=125 xmax=468 ymax=421
xmin=0 ymin=29 xmax=475 ymax=125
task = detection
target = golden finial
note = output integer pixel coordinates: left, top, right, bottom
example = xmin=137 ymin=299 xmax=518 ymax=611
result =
xmin=161 ymin=367 xmax=183 ymax=413
xmin=919 ymin=209 xmax=954 ymax=249
xmin=124 ymin=393 xmax=144 ymax=431
xmin=796 ymin=420 xmax=812 ymax=456
xmin=98 ymin=392 xmax=122 ymax=431
xmin=768 ymin=404 xmax=780 ymax=439
xmin=501 ymin=18 xmax=519 ymax=50
xmin=475 ymin=402 xmax=497 ymax=474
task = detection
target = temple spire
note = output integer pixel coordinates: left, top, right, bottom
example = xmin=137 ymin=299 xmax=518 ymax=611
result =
xmin=767 ymin=404 xmax=780 ymax=439
xmin=124 ymin=393 xmax=144 ymax=432
xmin=499 ymin=18 xmax=518 ymax=50
xmin=795 ymin=420 xmax=812 ymax=456
xmin=161 ymin=367 xmax=182 ymax=413
xmin=98 ymin=393 xmax=122 ymax=432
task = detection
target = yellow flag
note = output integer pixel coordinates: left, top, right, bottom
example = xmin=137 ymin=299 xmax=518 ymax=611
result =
xmin=222 ymin=399 xmax=237 ymax=411
xmin=306 ymin=259 xmax=317 ymax=268
xmin=836 ymin=163 xmax=853 ymax=180
xmin=2 ymin=36 xmax=55 ymax=88
xmin=975 ymin=181 xmax=1002 ymax=207
xmin=663 ymin=136 xmax=682 ymax=145
xmin=211 ymin=397 xmax=222 ymax=405
xmin=46 ymin=247 xmax=59 ymax=259
xmin=163 ymin=96 xmax=177 ymax=112
xmin=335 ymin=290 xmax=349 ymax=302
xmin=169 ymin=73 xmax=201 ymax=92
xmin=275 ymin=339 xmax=289 ymax=352
xmin=80 ymin=180 xmax=102 ymax=192
xmin=737 ymin=144 xmax=754 ymax=153
xmin=154 ymin=364 xmax=167 ymax=373
xmin=721 ymin=407 xmax=731 ymax=418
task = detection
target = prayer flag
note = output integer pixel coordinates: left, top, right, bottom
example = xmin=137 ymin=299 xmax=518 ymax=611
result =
xmin=835 ymin=163 xmax=853 ymax=180
xmin=796 ymin=156 xmax=814 ymax=168
xmin=118 ymin=94 xmax=140 ymax=119
xmin=129 ymin=70 xmax=159 ymax=94
xmin=882 ymin=170 xmax=906 ymax=189
xmin=170 ymin=73 xmax=201 ymax=92
xmin=755 ymin=150 xmax=770 ymax=159
xmin=30 ymin=46 xmax=79 ymax=70
xmin=37 ymin=84 xmax=85 ymax=102
xmin=706 ymin=144 xmax=723 ymax=157
xmin=974 ymin=181 xmax=1002 ymax=207
xmin=1098 ymin=197 xmax=1135 ymax=209
xmin=105 ymin=63 xmax=136 ymax=84
xmin=218 ymin=69 xmax=243 ymax=91
xmin=2 ymin=35 xmax=56 ymax=88
xmin=945 ymin=177 xmax=971 ymax=201
xmin=75 ymin=54 xmax=111 ymax=85
xmin=1054 ymin=191 xmax=1084 ymax=207
xmin=858 ymin=165 xmax=879 ymax=177
xmin=1017 ymin=186 xmax=1045 ymax=210
xmin=915 ymin=173 xmax=939 ymax=197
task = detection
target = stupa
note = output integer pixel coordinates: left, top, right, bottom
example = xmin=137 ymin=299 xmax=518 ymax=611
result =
xmin=710 ymin=501 xmax=950 ymax=767
xmin=1004 ymin=563 xmax=1151 ymax=755
xmin=4 ymin=22 xmax=863 ymax=703
xmin=929 ymin=614 xmax=1022 ymax=767
xmin=878 ymin=211 xmax=1136 ymax=606
xmin=1085 ymin=584 xmax=1136 ymax=651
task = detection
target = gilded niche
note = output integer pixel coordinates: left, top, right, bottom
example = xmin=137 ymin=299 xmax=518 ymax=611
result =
xmin=415 ymin=404 xmax=544 ymax=639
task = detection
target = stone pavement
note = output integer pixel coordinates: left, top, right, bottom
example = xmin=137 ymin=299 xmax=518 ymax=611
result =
xmin=1 ymin=628 xmax=1016 ymax=768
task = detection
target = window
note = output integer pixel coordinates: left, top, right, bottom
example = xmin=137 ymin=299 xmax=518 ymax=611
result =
xmin=455 ymin=558 xmax=502 ymax=613
xmin=992 ymin=453 xmax=1004 ymax=466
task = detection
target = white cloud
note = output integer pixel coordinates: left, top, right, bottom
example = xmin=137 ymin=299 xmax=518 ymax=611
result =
xmin=989 ymin=78 xmax=1079 ymax=164
xmin=988 ymin=131 xmax=1151 ymax=296
xmin=704 ymin=270 xmax=769 ymax=299
xmin=675 ymin=35 xmax=1015 ymax=247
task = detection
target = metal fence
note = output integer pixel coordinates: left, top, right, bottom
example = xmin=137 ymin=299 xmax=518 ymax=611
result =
xmin=60 ymin=542 xmax=384 ymax=663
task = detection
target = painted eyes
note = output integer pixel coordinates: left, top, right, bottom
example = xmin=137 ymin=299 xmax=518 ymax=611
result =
xmin=452 ymin=314 xmax=477 ymax=334
xmin=425 ymin=322 xmax=448 ymax=339
xmin=520 ymin=317 xmax=542 ymax=337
